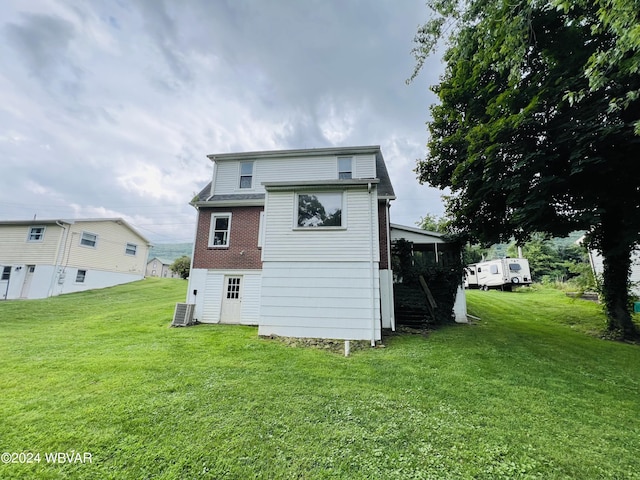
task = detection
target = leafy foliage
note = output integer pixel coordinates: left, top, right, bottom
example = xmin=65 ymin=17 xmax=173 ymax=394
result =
xmin=412 ymin=0 xmax=640 ymax=338
xmin=392 ymin=238 xmax=464 ymax=325
xmin=170 ymin=255 xmax=191 ymax=279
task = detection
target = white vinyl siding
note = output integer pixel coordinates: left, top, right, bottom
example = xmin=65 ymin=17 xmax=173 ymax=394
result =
xmin=212 ymin=153 xmax=378 ymax=195
xmin=65 ymin=221 xmax=149 ymax=275
xmin=199 ymin=270 xmax=262 ymax=324
xmin=354 ymin=154 xmax=376 ymax=178
xmin=259 ymin=262 xmax=381 ymax=340
xmin=0 ymin=224 xmax=63 ymax=265
xmin=263 ymin=188 xmax=379 ymax=262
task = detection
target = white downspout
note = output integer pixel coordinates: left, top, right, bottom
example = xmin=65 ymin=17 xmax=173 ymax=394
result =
xmin=49 ymin=221 xmax=69 ymax=297
xmin=368 ymin=182 xmax=376 ymax=347
xmin=386 ymin=198 xmax=395 ymax=331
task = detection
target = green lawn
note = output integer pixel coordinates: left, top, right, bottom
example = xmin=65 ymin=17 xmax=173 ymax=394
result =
xmin=1 ymin=279 xmax=639 ymax=479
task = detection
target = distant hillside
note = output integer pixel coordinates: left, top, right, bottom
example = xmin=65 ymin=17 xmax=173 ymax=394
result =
xmin=148 ymin=243 xmax=193 ymax=263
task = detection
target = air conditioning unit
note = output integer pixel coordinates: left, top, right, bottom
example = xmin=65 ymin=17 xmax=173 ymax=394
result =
xmin=172 ymin=303 xmax=195 ymax=327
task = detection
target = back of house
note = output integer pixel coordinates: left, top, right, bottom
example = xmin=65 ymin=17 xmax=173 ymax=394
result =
xmin=187 ymin=146 xmax=396 ymax=342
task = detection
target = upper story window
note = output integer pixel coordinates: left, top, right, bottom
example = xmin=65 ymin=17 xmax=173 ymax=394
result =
xmin=297 ymin=192 xmax=343 ymax=228
xmin=239 ymin=161 xmax=254 ymax=189
xmin=338 ymin=157 xmax=353 ymax=179
xmin=209 ymin=213 xmax=232 ymax=247
xmin=27 ymin=226 xmax=46 ymax=242
xmin=80 ymin=232 xmax=98 ymax=248
xmin=125 ymin=243 xmax=137 ymax=256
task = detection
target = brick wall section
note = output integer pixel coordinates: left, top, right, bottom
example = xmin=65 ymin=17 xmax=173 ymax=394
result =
xmin=193 ymin=206 xmax=263 ymax=270
xmin=378 ymin=200 xmax=389 ymax=270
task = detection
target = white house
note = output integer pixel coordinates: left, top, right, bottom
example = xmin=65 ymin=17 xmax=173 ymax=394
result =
xmin=0 ymin=218 xmax=152 ymax=300
xmin=187 ymin=146 xmax=396 ymax=342
xmin=146 ymin=257 xmax=180 ymax=278
xmin=587 ymin=248 xmax=640 ymax=297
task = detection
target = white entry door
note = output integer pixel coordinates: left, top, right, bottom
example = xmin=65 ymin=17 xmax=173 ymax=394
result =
xmin=221 ymin=276 xmax=242 ymax=323
xmin=20 ymin=265 xmax=36 ymax=298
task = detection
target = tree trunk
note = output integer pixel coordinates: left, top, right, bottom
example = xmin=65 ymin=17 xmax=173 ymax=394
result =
xmin=599 ymin=224 xmax=638 ymax=339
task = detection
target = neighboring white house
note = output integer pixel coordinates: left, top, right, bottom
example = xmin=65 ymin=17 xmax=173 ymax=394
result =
xmin=390 ymin=224 xmax=468 ymax=323
xmin=587 ymin=247 xmax=640 ymax=297
xmin=0 ymin=218 xmax=152 ymax=300
xmin=187 ymin=146 xmax=397 ymax=342
xmin=146 ymin=257 xmax=180 ymax=278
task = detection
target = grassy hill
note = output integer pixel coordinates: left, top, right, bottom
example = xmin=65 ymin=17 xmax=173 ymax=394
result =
xmin=148 ymin=242 xmax=193 ymax=262
xmin=0 ymin=280 xmax=638 ymax=478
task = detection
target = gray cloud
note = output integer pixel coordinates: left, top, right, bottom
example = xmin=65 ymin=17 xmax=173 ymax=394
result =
xmin=0 ymin=0 xmax=445 ymax=242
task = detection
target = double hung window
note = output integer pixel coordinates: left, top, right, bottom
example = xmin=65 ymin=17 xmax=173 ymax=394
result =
xmin=125 ymin=243 xmax=137 ymax=256
xmin=239 ymin=161 xmax=254 ymax=189
xmin=28 ymin=226 xmax=45 ymax=242
xmin=337 ymin=157 xmax=352 ymax=179
xmin=209 ymin=213 xmax=232 ymax=247
xmin=80 ymin=232 xmax=98 ymax=248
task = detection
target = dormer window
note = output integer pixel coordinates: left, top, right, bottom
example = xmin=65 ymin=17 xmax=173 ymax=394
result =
xmin=338 ymin=157 xmax=352 ymax=179
xmin=239 ymin=161 xmax=254 ymax=189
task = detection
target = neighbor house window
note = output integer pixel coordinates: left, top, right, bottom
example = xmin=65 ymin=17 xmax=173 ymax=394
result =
xmin=209 ymin=213 xmax=232 ymax=247
xmin=27 ymin=226 xmax=46 ymax=242
xmin=1 ymin=266 xmax=10 ymax=281
xmin=338 ymin=157 xmax=353 ymax=179
xmin=239 ymin=161 xmax=254 ymax=189
xmin=297 ymin=192 xmax=343 ymax=228
xmin=75 ymin=269 xmax=87 ymax=283
xmin=80 ymin=232 xmax=98 ymax=248
xmin=125 ymin=243 xmax=137 ymax=256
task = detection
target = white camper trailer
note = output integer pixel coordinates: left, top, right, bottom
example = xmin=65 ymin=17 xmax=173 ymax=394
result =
xmin=465 ymin=258 xmax=532 ymax=291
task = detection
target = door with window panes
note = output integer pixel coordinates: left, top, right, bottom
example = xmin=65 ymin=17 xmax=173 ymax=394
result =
xmin=221 ymin=276 xmax=242 ymax=323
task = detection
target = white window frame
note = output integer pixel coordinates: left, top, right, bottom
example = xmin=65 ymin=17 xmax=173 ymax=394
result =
xmin=80 ymin=231 xmax=98 ymax=248
xmin=75 ymin=269 xmax=87 ymax=283
xmin=27 ymin=226 xmax=46 ymax=242
xmin=337 ymin=156 xmax=353 ymax=179
xmin=209 ymin=212 xmax=232 ymax=248
xmin=258 ymin=211 xmax=265 ymax=248
xmin=295 ymin=191 xmax=345 ymax=229
xmin=125 ymin=243 xmax=137 ymax=256
xmin=239 ymin=161 xmax=254 ymax=189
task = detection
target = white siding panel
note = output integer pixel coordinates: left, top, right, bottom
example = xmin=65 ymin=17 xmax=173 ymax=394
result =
xmin=214 ymin=161 xmax=240 ymax=193
xmin=0 ymin=225 xmax=63 ymax=265
xmin=354 ymin=154 xmax=376 ymax=178
xmin=263 ymin=189 xmax=379 ymax=262
xmin=197 ymin=270 xmax=262 ymax=324
xmin=202 ymin=272 xmax=224 ymax=323
xmin=212 ymin=154 xmax=378 ymax=196
xmin=259 ymin=261 xmax=381 ymax=340
xmin=187 ymin=268 xmax=208 ymax=321
xmin=239 ymin=272 xmax=261 ymax=325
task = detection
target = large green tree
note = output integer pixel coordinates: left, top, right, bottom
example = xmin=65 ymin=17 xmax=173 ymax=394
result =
xmin=412 ymin=0 xmax=640 ymax=338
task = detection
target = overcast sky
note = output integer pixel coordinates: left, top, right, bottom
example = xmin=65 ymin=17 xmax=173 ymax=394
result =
xmin=0 ymin=0 xmax=445 ymax=244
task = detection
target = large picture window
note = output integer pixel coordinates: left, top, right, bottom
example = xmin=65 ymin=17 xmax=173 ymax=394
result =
xmin=297 ymin=192 xmax=343 ymax=228
xmin=209 ymin=213 xmax=232 ymax=247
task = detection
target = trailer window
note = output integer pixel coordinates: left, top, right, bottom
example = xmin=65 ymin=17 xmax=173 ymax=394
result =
xmin=490 ymin=265 xmax=499 ymax=274
xmin=509 ymin=263 xmax=522 ymax=271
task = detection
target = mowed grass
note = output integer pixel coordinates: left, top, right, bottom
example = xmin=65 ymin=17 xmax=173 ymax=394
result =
xmin=0 ymin=278 xmax=639 ymax=479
